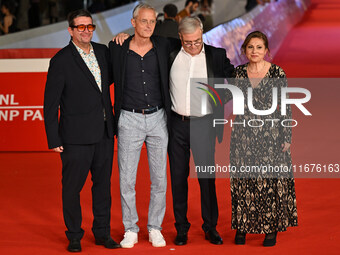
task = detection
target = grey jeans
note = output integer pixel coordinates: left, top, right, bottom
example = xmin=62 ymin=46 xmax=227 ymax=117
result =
xmin=117 ymin=109 xmax=168 ymax=232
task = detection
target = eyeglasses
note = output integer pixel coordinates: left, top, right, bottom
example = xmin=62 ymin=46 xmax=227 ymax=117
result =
xmin=70 ymin=24 xmax=96 ymax=32
xmin=136 ymin=19 xmax=156 ymax=26
xmin=182 ymin=40 xmax=203 ymax=47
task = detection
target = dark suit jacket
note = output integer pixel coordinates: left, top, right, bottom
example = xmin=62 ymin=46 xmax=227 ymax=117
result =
xmin=169 ymin=41 xmax=234 ymax=143
xmin=153 ymin=19 xmax=179 ymax=39
xmin=108 ymin=35 xmax=172 ymax=133
xmin=44 ymin=41 xmax=115 ymax=149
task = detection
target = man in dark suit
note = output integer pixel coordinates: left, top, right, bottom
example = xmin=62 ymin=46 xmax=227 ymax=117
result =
xmin=168 ymin=16 xmax=234 ymax=246
xmin=44 ymin=9 xmax=119 ymax=252
xmin=108 ymin=3 xmax=171 ymax=248
xmin=153 ymin=3 xmax=179 ymax=39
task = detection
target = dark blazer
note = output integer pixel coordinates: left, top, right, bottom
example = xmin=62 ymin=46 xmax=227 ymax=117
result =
xmin=108 ymin=35 xmax=172 ymax=133
xmin=169 ymin=41 xmax=234 ymax=142
xmin=44 ymin=41 xmax=115 ymax=149
xmin=153 ymin=19 xmax=179 ymax=39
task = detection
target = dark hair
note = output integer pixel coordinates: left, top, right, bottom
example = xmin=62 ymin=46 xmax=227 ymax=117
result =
xmin=185 ymin=0 xmax=199 ymax=7
xmin=241 ymin=31 xmax=270 ymax=54
xmin=67 ymin=9 xmax=93 ymax=27
xmin=1 ymin=0 xmax=17 ymax=14
xmin=163 ymin=4 xmax=178 ymax=18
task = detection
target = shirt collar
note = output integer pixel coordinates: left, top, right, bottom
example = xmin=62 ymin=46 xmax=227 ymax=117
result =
xmin=180 ymin=44 xmax=205 ymax=57
xmin=72 ymin=41 xmax=93 ymax=55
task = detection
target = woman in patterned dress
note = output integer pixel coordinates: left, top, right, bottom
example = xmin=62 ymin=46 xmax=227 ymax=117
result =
xmin=227 ymin=31 xmax=298 ymax=247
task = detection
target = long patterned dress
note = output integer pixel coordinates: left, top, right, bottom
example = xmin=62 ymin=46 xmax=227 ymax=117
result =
xmin=228 ymin=63 xmax=298 ymax=234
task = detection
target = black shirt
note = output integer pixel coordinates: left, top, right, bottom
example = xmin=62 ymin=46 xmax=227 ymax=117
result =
xmin=122 ymin=48 xmax=163 ymax=109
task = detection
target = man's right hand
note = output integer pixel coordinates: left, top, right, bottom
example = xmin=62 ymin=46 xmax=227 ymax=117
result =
xmin=52 ymin=146 xmax=64 ymax=153
xmin=112 ymin=33 xmax=130 ymax=46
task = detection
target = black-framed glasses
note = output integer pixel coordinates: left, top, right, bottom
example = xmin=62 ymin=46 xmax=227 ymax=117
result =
xmin=70 ymin=24 xmax=96 ymax=32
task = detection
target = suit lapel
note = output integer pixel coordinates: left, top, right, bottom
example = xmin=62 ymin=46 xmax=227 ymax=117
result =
xmin=169 ymin=48 xmax=180 ymax=69
xmin=120 ymin=36 xmax=132 ymax=92
xmin=93 ymin=43 xmax=106 ymax=93
xmin=204 ymin=45 xmax=218 ymax=108
xmin=151 ymin=37 xmax=166 ymax=89
xmin=205 ymin=44 xmax=214 ymax=79
xmin=70 ymin=41 xmax=101 ymax=93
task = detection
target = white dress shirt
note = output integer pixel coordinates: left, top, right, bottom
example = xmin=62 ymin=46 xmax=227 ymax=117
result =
xmin=170 ymin=45 xmax=212 ymax=117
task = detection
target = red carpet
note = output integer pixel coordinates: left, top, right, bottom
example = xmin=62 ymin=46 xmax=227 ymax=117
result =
xmin=1 ymin=1 xmax=340 ymax=254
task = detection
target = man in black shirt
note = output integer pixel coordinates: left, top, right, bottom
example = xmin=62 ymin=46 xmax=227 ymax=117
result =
xmin=108 ymin=3 xmax=171 ymax=248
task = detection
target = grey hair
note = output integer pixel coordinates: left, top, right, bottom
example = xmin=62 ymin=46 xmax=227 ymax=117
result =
xmin=178 ymin=16 xmax=203 ymax=34
xmin=132 ymin=3 xmax=156 ymax=19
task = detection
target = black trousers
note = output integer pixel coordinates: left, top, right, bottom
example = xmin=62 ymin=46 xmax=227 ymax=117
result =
xmin=168 ymin=112 xmax=218 ymax=233
xmin=60 ymin=128 xmax=114 ymax=240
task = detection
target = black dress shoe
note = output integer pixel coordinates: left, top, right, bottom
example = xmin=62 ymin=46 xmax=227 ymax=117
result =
xmin=174 ymin=232 xmax=188 ymax=245
xmin=205 ymin=229 xmax=223 ymax=245
xmin=68 ymin=239 xmax=81 ymax=252
xmin=95 ymin=236 xmax=120 ymax=249
xmin=263 ymin=232 xmax=277 ymax=247
xmin=235 ymin=230 xmax=246 ymax=245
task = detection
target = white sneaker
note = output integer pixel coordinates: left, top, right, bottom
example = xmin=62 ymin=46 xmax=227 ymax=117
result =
xmin=120 ymin=230 xmax=138 ymax=248
xmin=149 ymin=229 xmax=166 ymax=247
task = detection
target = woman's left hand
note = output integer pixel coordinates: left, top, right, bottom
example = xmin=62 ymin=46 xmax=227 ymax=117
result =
xmin=282 ymin=142 xmax=291 ymax=152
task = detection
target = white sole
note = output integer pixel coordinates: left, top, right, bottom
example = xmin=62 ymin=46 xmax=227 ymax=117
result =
xmin=120 ymin=240 xmax=138 ymax=248
xmin=151 ymin=243 xmax=166 ymax=247
xmin=149 ymin=239 xmax=166 ymax=247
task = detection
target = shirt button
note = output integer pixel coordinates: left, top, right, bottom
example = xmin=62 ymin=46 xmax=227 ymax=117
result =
xmin=142 ymin=70 xmax=144 ymax=72
xmin=141 ymin=57 xmax=143 ymax=60
xmin=143 ymin=82 xmax=146 ymax=84
xmin=145 ymin=94 xmax=147 ymax=96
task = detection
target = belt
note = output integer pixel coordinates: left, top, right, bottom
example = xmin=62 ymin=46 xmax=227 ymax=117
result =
xmin=122 ymin=106 xmax=163 ymax=114
xmin=171 ymin=111 xmax=199 ymax=121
